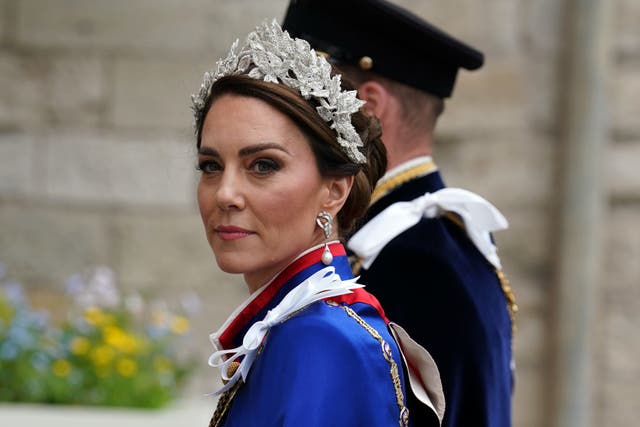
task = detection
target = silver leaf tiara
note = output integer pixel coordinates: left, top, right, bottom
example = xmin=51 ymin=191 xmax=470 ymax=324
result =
xmin=191 ymin=19 xmax=367 ymax=164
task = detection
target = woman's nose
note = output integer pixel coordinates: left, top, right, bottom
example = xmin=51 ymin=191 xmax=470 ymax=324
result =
xmin=216 ymin=171 xmax=245 ymax=211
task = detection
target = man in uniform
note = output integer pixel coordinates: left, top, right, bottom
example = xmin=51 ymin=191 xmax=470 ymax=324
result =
xmin=283 ymin=1 xmax=517 ymax=427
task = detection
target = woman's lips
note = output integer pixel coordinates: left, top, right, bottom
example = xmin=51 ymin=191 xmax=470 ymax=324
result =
xmin=215 ymin=225 xmax=255 ymax=241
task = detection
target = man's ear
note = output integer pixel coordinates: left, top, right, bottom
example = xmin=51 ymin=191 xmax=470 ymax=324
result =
xmin=322 ymin=175 xmax=354 ymax=214
xmin=358 ymin=80 xmax=390 ymax=119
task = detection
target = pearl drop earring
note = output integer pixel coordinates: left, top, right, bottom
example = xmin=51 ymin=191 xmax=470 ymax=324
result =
xmin=316 ymin=211 xmax=334 ymax=265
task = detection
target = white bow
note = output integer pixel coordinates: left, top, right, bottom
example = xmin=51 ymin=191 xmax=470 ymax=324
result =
xmin=348 ymin=188 xmax=508 ymax=270
xmin=207 ymin=266 xmax=363 ymax=395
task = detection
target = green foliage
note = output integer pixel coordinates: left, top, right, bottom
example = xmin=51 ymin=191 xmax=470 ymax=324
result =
xmin=0 ymin=265 xmax=198 ymax=408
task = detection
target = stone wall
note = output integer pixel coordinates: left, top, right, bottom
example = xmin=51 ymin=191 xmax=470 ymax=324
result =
xmin=1 ymin=1 xmax=638 ymax=426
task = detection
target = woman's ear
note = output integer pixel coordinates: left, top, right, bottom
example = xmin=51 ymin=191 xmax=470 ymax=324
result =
xmin=358 ymin=80 xmax=389 ymax=119
xmin=322 ymin=175 xmax=354 ymax=214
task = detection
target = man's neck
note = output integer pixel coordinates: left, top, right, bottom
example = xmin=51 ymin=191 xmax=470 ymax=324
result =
xmin=386 ymin=140 xmax=433 ymax=170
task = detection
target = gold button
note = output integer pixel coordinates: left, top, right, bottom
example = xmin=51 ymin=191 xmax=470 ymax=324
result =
xmin=359 ymin=56 xmax=373 ymax=70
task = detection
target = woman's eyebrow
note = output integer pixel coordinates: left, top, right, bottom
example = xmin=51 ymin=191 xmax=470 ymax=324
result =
xmin=198 ymin=146 xmax=219 ymax=156
xmin=238 ymin=142 xmax=291 ymax=157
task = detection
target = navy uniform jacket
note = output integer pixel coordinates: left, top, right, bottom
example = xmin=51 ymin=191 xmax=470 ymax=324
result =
xmin=208 ymin=243 xmax=440 ymax=427
xmin=350 ymin=168 xmax=513 ymax=427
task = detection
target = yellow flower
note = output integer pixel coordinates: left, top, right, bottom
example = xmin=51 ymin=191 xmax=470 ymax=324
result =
xmin=70 ymin=337 xmax=91 ymax=355
xmin=170 ymin=316 xmax=190 ymax=335
xmin=83 ymin=306 xmax=116 ymax=327
xmin=84 ymin=306 xmax=104 ymax=326
xmin=152 ymin=355 xmax=172 ymax=373
xmin=90 ymin=345 xmax=115 ymax=366
xmin=116 ymin=358 xmax=138 ymax=377
xmin=52 ymin=359 xmax=72 ymax=377
xmin=103 ymin=325 xmax=139 ymax=354
xmin=101 ymin=313 xmax=116 ymax=325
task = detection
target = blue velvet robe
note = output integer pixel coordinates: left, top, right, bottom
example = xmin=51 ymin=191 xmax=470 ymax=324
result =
xmin=350 ymin=169 xmax=513 ymax=427
xmin=209 ymin=243 xmax=424 ymax=427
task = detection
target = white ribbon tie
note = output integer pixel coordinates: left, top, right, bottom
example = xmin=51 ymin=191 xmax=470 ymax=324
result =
xmin=207 ymin=266 xmax=363 ymax=395
xmin=348 ymin=188 xmax=508 ymax=270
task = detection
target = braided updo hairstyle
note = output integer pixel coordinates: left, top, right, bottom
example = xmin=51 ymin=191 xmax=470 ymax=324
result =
xmin=194 ymin=72 xmax=386 ymax=237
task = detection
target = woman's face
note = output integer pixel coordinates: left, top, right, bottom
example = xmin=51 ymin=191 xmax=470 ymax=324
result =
xmin=197 ymin=93 xmax=336 ymax=292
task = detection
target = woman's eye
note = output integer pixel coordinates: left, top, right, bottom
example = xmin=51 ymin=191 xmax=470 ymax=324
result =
xmin=197 ymin=160 xmax=221 ymax=174
xmin=250 ymin=159 xmax=280 ymax=175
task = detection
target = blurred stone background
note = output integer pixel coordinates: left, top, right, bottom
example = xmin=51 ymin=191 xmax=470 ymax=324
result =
xmin=0 ymin=1 xmax=638 ymax=426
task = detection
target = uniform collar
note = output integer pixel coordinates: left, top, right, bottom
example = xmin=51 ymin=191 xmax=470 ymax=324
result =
xmin=370 ymin=156 xmax=438 ymax=205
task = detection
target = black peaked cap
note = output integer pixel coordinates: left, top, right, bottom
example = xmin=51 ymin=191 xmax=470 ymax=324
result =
xmin=282 ymin=0 xmax=484 ymax=98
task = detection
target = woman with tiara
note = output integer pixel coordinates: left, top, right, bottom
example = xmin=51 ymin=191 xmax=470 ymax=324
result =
xmin=192 ymin=20 xmax=444 ymax=427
